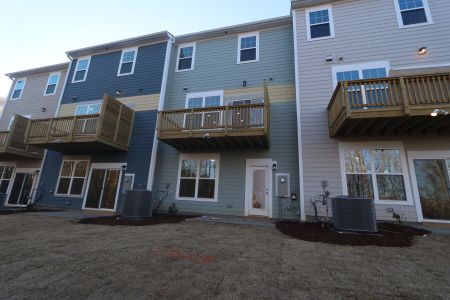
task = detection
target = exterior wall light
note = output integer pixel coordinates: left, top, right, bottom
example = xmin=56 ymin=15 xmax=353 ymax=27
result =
xmin=430 ymin=109 xmax=449 ymax=117
xmin=418 ymin=46 xmax=428 ymax=55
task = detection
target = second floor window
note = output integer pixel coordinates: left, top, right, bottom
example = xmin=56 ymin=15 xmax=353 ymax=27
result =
xmin=11 ymin=79 xmax=26 ymax=100
xmin=238 ymin=32 xmax=259 ymax=63
xmin=72 ymin=57 xmax=90 ymax=83
xmin=75 ymin=103 xmax=102 ymax=115
xmin=44 ymin=73 xmax=61 ymax=96
xmin=395 ymin=0 xmax=432 ymax=27
xmin=118 ymin=48 xmax=137 ymax=76
xmin=177 ymin=44 xmax=195 ymax=71
xmin=306 ymin=6 xmax=335 ymax=40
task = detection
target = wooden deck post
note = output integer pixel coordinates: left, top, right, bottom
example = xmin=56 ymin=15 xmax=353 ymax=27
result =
xmin=189 ymin=109 xmax=194 ymax=137
xmin=399 ymin=76 xmax=410 ymax=115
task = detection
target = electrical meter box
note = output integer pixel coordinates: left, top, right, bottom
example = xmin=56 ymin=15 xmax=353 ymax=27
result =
xmin=276 ymin=173 xmax=290 ymax=198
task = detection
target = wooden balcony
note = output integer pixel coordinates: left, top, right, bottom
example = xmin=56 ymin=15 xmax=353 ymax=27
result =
xmin=25 ymin=95 xmax=134 ymax=154
xmin=328 ymin=73 xmax=450 ymax=137
xmin=157 ymin=84 xmax=270 ymax=150
xmin=0 ymin=115 xmax=44 ymax=159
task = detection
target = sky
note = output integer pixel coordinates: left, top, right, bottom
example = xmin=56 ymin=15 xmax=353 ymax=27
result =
xmin=0 ymin=0 xmax=291 ymax=97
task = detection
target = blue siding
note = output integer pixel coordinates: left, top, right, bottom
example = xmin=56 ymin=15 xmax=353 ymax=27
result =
xmin=37 ymin=110 xmax=157 ymax=210
xmin=61 ymin=42 xmax=167 ymax=104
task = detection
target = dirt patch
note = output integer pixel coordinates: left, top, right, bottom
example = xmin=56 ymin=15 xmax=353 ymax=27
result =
xmin=78 ymin=214 xmax=196 ymax=226
xmin=276 ymin=221 xmax=430 ymax=247
xmin=0 ymin=208 xmax=62 ymax=215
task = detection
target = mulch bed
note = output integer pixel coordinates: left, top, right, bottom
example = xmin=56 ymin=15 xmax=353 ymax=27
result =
xmin=79 ymin=214 xmax=196 ymax=226
xmin=0 ymin=208 xmax=63 ymax=215
xmin=276 ymin=221 xmax=430 ymax=247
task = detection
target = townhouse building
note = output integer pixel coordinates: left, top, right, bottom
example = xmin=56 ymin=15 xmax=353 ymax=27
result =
xmin=292 ymin=0 xmax=450 ymax=223
xmin=153 ymin=17 xmax=300 ymax=219
xmin=23 ymin=32 xmax=172 ymax=212
xmin=1 ymin=63 xmax=68 ymax=206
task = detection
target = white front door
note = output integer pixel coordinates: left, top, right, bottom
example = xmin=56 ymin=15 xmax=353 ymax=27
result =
xmin=246 ymin=159 xmax=272 ymax=217
xmin=408 ymin=151 xmax=450 ymax=223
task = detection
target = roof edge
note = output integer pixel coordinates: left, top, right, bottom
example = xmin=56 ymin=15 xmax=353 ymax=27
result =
xmin=291 ymin=0 xmax=350 ymax=9
xmin=175 ymin=15 xmax=292 ymax=44
xmin=66 ymin=31 xmax=173 ymax=58
xmin=5 ymin=62 xmax=70 ymax=79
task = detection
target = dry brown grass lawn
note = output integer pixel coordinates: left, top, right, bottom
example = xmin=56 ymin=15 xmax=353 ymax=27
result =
xmin=0 ymin=214 xmax=449 ymax=299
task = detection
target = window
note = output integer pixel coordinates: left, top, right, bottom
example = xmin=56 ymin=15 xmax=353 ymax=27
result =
xmin=176 ymin=43 xmax=195 ymax=71
xmin=118 ymin=48 xmax=137 ymax=76
xmin=185 ymin=91 xmax=223 ymax=129
xmin=394 ymin=0 xmax=432 ymax=28
xmin=306 ymin=5 xmax=335 ymax=40
xmin=0 ymin=165 xmax=14 ymax=193
xmin=44 ymin=72 xmax=61 ymax=96
xmin=10 ymin=79 xmax=26 ymax=100
xmin=340 ymin=143 xmax=412 ymax=204
xmin=8 ymin=115 xmax=31 ymax=130
xmin=238 ymin=32 xmax=259 ymax=63
xmin=75 ymin=103 xmax=102 ymax=115
xmin=177 ymin=154 xmax=219 ymax=201
xmin=72 ymin=57 xmax=90 ymax=83
xmin=333 ymin=61 xmax=390 ymax=107
xmin=56 ymin=160 xmax=89 ymax=196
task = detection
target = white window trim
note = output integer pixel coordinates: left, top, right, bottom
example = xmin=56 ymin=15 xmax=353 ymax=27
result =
xmin=72 ymin=56 xmax=91 ymax=83
xmin=43 ymin=72 xmax=61 ymax=96
xmin=124 ymin=173 xmax=135 ymax=191
xmin=393 ymin=0 xmax=433 ymax=29
xmin=117 ymin=47 xmax=138 ymax=76
xmin=81 ymin=162 xmax=126 ymax=212
xmin=176 ymin=153 xmax=220 ymax=202
xmin=185 ymin=90 xmax=224 ymax=108
xmin=175 ymin=43 xmax=196 ymax=72
xmin=75 ymin=102 xmax=102 ymax=115
xmin=338 ymin=141 xmax=414 ymax=206
xmin=331 ymin=61 xmax=391 ymax=88
xmin=305 ymin=5 xmax=335 ymax=41
xmin=10 ymin=78 xmax=26 ymax=100
xmin=0 ymin=162 xmax=16 ymax=197
xmin=237 ymin=32 xmax=260 ymax=64
xmin=55 ymin=158 xmax=91 ymax=198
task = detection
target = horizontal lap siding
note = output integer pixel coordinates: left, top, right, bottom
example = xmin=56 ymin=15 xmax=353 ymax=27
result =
xmin=0 ymin=69 xmax=68 ymax=130
xmin=153 ymin=25 xmax=298 ymax=217
xmin=294 ymin=0 xmax=450 ymax=222
xmin=165 ymin=26 xmax=295 ymax=109
xmin=61 ymin=42 xmax=167 ymax=104
xmin=37 ymin=111 xmax=157 ymax=209
xmin=154 ymin=101 xmax=299 ymax=218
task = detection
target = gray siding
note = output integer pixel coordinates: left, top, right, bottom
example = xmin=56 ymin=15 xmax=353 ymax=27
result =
xmin=0 ymin=68 xmax=68 ymax=130
xmin=154 ymin=25 xmax=298 ymax=218
xmin=294 ymin=0 xmax=450 ymax=222
xmin=154 ymin=102 xmax=300 ymax=219
xmin=165 ymin=26 xmax=295 ymax=109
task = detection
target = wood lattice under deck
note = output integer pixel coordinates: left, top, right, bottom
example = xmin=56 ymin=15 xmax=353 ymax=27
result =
xmin=0 ymin=115 xmax=44 ymax=159
xmin=328 ymin=73 xmax=450 ymax=137
xmin=157 ymin=81 xmax=270 ymax=150
xmin=24 ymin=95 xmax=134 ymax=154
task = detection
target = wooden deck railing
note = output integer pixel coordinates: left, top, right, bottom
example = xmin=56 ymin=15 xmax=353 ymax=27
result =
xmin=328 ymin=73 xmax=450 ymax=136
xmin=0 ymin=115 xmax=44 ymax=159
xmin=25 ymin=94 xmax=134 ymax=151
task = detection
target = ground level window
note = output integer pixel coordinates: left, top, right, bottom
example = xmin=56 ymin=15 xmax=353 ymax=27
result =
xmin=177 ymin=154 xmax=219 ymax=201
xmin=0 ymin=165 xmax=15 ymax=193
xmin=56 ymin=160 xmax=89 ymax=196
xmin=342 ymin=144 xmax=410 ymax=203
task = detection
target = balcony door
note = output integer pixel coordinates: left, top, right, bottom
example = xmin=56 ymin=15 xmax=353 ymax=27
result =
xmin=333 ymin=61 xmax=390 ymax=107
xmin=409 ymin=151 xmax=450 ymax=223
xmin=6 ymin=169 xmax=37 ymax=207
xmin=185 ymin=91 xmax=223 ymax=130
xmin=83 ymin=163 xmax=123 ymax=211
